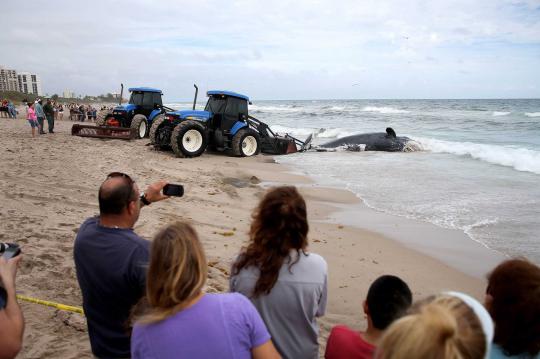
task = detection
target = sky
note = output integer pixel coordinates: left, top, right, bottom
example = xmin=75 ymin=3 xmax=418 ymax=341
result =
xmin=2 ymin=0 xmax=540 ymax=100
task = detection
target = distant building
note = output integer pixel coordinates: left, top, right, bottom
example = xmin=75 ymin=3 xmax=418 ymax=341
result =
xmin=0 ymin=66 xmax=19 ymax=92
xmin=63 ymin=89 xmax=74 ymax=98
xmin=17 ymin=72 xmax=42 ymax=96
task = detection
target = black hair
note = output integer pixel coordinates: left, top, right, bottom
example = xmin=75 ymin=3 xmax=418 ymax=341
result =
xmin=366 ymin=275 xmax=413 ymax=330
xmin=98 ymin=178 xmax=137 ymax=215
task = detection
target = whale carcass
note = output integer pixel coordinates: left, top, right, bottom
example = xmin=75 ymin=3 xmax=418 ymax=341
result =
xmin=317 ymin=128 xmax=421 ymax=152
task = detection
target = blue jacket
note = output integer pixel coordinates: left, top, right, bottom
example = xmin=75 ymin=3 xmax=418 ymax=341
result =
xmin=35 ymin=103 xmax=45 ymax=117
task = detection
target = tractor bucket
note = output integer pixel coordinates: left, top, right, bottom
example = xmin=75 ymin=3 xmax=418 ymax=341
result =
xmin=71 ymin=124 xmax=136 ymax=140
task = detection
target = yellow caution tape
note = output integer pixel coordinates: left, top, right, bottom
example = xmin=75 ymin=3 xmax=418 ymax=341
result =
xmin=16 ymin=294 xmax=84 ymax=315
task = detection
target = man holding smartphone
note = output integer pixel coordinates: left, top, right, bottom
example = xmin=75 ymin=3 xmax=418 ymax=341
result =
xmin=0 ymin=254 xmax=24 ymax=359
xmin=74 ymin=173 xmax=170 ymax=359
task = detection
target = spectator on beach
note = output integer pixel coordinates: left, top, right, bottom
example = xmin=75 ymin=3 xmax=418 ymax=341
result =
xmin=485 ymin=259 xmax=540 ymax=359
xmin=34 ymin=99 xmax=46 ymax=134
xmin=43 ymin=99 xmax=55 ymax=133
xmin=52 ymin=101 xmax=58 ymax=121
xmin=57 ymin=104 xmax=64 ymax=121
xmin=0 ymin=255 xmax=25 ymax=359
xmin=325 ymin=275 xmax=413 ymax=359
xmin=73 ymin=172 xmax=170 ymax=359
xmin=131 ymin=222 xmax=281 ymax=359
xmin=78 ymin=104 xmax=86 ymax=122
xmin=230 ymin=186 xmax=328 ymax=359
xmin=0 ymin=99 xmax=8 ymax=118
xmin=8 ymin=101 xmax=17 ymax=119
xmin=376 ymin=292 xmax=494 ymax=359
xmin=26 ymin=102 xmax=39 ymax=138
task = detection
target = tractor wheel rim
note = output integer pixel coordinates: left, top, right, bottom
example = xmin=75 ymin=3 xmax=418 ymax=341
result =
xmin=183 ymin=129 xmax=203 ymax=152
xmin=242 ymin=136 xmax=257 ymax=156
xmin=139 ymin=121 xmax=147 ymax=138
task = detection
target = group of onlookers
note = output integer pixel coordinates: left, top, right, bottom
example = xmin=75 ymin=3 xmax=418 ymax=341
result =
xmin=0 ymin=99 xmax=17 ymax=118
xmin=25 ymin=98 xmax=55 ymax=137
xmin=68 ymin=103 xmax=97 ymax=122
xmin=0 ymin=174 xmax=539 ymax=359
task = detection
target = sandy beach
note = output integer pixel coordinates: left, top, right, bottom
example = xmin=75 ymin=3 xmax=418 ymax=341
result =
xmin=1 ymin=113 xmax=498 ymax=358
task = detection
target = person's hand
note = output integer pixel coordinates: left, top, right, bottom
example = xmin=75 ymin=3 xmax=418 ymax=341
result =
xmin=0 ymin=256 xmax=22 ymax=290
xmin=143 ymin=180 xmax=170 ymax=203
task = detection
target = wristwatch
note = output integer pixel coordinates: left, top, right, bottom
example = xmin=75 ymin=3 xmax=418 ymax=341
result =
xmin=140 ymin=193 xmax=151 ymax=206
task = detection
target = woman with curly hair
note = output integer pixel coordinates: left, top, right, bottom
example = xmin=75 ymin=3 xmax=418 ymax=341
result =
xmin=485 ymin=259 xmax=540 ymax=359
xmin=230 ymin=186 xmax=328 ymax=359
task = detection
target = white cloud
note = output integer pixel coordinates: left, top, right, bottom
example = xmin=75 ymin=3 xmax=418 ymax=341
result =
xmin=1 ymin=0 xmax=539 ymax=99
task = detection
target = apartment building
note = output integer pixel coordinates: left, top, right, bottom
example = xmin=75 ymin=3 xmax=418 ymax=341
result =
xmin=0 ymin=66 xmax=19 ymax=92
xmin=17 ymin=72 xmax=42 ymax=96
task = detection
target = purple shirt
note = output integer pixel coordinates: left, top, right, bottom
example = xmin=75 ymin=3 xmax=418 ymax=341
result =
xmin=131 ymin=293 xmax=271 ymax=359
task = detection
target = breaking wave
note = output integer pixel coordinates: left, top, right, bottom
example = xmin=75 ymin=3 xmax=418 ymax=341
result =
xmin=492 ymin=111 xmax=510 ymax=116
xmin=361 ymin=106 xmax=410 ymax=114
xmin=525 ymin=112 xmax=540 ymax=117
xmin=416 ymin=137 xmax=540 ymax=175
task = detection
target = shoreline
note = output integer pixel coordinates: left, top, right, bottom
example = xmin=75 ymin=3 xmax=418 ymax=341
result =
xmin=271 ymin=158 xmax=507 ymax=279
xmin=1 ymin=117 xmax=492 ymax=358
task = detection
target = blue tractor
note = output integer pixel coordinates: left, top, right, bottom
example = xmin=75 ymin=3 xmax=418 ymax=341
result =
xmin=149 ymin=85 xmax=311 ymax=158
xmin=95 ymin=86 xmax=173 ymax=139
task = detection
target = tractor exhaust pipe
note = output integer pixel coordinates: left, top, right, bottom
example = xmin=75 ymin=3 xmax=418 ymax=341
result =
xmin=193 ymin=84 xmax=198 ymax=110
xmin=119 ymin=83 xmax=124 ymax=105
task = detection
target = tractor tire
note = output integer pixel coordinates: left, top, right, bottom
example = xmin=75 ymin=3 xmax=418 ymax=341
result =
xmin=149 ymin=115 xmax=172 ymax=150
xmin=232 ymin=128 xmax=261 ymax=157
xmin=131 ymin=114 xmax=148 ymax=139
xmin=149 ymin=114 xmax=165 ymax=145
xmin=171 ymin=120 xmax=208 ymax=158
xmin=96 ymin=110 xmax=111 ymax=126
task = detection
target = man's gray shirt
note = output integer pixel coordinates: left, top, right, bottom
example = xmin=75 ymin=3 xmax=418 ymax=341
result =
xmin=230 ymin=251 xmax=328 ymax=359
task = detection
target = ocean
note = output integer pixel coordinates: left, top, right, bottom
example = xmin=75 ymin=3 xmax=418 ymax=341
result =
xmin=167 ymin=99 xmax=540 ymax=264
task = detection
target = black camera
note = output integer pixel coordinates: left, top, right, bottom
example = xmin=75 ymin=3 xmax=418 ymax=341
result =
xmin=0 ymin=243 xmax=21 ymax=260
xmin=0 ymin=243 xmax=21 ymax=309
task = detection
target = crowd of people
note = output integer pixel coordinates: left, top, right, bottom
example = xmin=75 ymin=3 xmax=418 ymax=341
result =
xmin=67 ymin=103 xmax=98 ymax=122
xmin=1 ymin=174 xmax=539 ymax=359
xmin=24 ymin=98 xmax=56 ymax=137
xmin=19 ymin=99 xmax=108 ymax=137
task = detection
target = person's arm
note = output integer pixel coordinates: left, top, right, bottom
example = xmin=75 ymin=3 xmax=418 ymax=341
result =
xmin=0 ymin=256 xmax=24 ymax=359
xmin=316 ymin=268 xmax=328 ymax=317
xmin=252 ymin=340 xmax=281 ymax=359
xmin=139 ymin=180 xmax=169 ymax=208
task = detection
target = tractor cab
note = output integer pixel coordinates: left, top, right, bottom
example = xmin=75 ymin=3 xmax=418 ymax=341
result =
xmin=204 ymin=91 xmax=249 ymax=133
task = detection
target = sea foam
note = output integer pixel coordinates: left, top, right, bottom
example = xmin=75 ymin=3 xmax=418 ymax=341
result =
xmin=361 ymin=106 xmax=409 ymax=114
xmin=525 ymin=112 xmax=540 ymax=117
xmin=492 ymin=111 xmax=510 ymax=116
xmin=415 ymin=137 xmax=540 ymax=175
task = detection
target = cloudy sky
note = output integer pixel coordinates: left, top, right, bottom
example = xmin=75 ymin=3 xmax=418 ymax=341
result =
xmin=2 ymin=0 xmax=539 ymax=100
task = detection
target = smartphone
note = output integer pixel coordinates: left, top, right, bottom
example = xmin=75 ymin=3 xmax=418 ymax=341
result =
xmin=163 ymin=184 xmax=184 ymax=197
xmin=0 ymin=243 xmax=21 ymax=259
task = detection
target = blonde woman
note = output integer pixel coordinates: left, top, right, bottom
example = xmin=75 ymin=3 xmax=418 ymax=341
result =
xmin=376 ymin=292 xmax=494 ymax=359
xmin=131 ymin=222 xmax=280 ymax=359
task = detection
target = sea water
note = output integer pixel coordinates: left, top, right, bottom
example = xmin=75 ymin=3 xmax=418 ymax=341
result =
xmin=168 ymin=99 xmax=540 ymax=264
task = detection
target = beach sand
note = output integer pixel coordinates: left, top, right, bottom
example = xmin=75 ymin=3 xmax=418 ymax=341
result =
xmin=1 ymin=114 xmax=495 ymax=358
